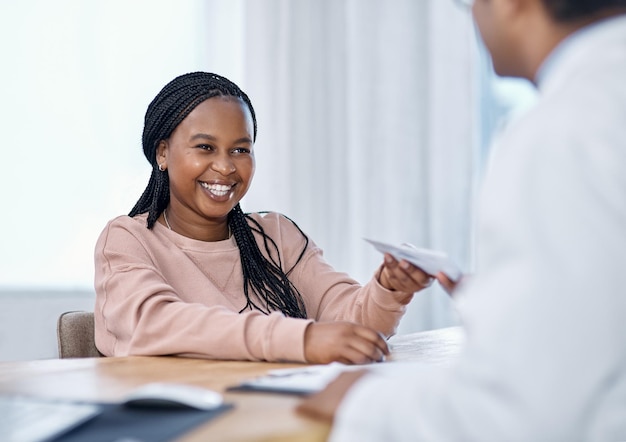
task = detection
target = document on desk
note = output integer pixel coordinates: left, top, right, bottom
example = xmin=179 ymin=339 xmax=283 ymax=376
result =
xmin=229 ymin=327 xmax=464 ymax=395
xmin=228 ymin=363 xmax=362 ymax=395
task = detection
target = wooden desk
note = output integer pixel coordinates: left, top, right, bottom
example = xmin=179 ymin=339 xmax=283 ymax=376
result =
xmin=0 ymin=326 xmax=463 ymax=442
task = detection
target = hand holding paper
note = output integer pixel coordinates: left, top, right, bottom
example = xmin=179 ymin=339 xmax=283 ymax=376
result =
xmin=364 ymin=238 xmax=462 ymax=282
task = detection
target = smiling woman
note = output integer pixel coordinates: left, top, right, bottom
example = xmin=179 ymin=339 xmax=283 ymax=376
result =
xmin=125 ymin=72 xmax=308 ymax=319
xmin=155 ymin=98 xmax=256 ymax=241
xmin=94 ymin=71 xmax=434 ymax=364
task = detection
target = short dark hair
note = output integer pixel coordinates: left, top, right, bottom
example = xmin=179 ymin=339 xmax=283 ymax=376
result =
xmin=542 ymin=0 xmax=626 ymax=21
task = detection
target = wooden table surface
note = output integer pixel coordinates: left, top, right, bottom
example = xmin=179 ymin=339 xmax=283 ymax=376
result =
xmin=0 ymin=326 xmax=463 ymax=441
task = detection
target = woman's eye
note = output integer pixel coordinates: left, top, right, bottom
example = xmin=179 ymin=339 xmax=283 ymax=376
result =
xmin=197 ymin=144 xmax=213 ymax=151
xmin=232 ymin=147 xmax=251 ymax=154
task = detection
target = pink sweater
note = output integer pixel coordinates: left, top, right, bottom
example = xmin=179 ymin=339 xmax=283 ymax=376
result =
xmin=94 ymin=212 xmax=412 ymax=362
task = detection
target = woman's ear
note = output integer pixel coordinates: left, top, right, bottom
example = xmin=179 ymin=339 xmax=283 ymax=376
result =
xmin=156 ymin=140 xmax=168 ymax=171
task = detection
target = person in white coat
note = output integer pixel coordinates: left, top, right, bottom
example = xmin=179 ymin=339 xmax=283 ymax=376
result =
xmin=297 ymin=0 xmax=626 ymax=440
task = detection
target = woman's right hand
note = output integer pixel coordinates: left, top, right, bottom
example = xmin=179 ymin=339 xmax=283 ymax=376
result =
xmin=303 ymin=322 xmax=390 ymax=364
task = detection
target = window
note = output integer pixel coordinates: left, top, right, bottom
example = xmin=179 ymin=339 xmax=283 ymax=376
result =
xmin=0 ymin=0 xmax=215 ymax=289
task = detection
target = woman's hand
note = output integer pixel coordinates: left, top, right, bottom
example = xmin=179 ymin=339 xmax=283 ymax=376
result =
xmin=303 ymin=322 xmax=390 ymax=364
xmin=378 ymin=253 xmax=434 ymax=293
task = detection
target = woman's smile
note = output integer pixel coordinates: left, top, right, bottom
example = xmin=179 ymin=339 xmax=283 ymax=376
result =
xmin=200 ymin=181 xmax=235 ymax=201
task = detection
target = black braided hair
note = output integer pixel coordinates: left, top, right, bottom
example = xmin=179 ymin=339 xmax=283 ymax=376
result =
xmin=129 ymin=71 xmax=307 ymax=319
xmin=229 ymin=206 xmax=309 ymax=318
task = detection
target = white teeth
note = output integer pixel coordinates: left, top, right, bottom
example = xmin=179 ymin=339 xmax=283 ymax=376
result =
xmin=201 ymin=182 xmax=232 ymax=197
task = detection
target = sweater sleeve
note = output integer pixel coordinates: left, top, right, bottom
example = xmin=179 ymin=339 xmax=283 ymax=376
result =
xmin=294 ymin=249 xmax=411 ymax=337
xmin=94 ymin=217 xmax=313 ymax=362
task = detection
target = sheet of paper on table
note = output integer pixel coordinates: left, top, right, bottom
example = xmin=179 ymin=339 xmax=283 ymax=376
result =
xmin=229 ymin=327 xmax=465 ymax=395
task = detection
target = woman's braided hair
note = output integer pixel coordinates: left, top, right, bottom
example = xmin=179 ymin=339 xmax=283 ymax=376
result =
xmin=129 ymin=71 xmax=308 ymax=319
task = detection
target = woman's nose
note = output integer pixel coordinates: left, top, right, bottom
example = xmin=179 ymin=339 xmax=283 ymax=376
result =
xmin=210 ymin=153 xmax=236 ymax=175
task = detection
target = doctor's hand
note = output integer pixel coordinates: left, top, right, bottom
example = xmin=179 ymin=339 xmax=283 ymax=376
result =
xmin=435 ymin=271 xmax=467 ymax=296
xmin=378 ymin=253 xmax=434 ymax=295
xmin=296 ymin=370 xmax=368 ymax=422
xmin=303 ymin=322 xmax=389 ymax=365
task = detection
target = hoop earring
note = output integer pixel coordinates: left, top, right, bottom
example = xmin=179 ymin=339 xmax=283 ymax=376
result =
xmin=158 ymin=163 xmax=165 ymax=172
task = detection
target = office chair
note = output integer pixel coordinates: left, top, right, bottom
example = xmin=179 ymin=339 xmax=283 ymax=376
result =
xmin=56 ymin=311 xmax=103 ymax=358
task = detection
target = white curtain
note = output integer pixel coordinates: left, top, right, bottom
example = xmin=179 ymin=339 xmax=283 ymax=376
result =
xmin=239 ymin=0 xmax=479 ymax=333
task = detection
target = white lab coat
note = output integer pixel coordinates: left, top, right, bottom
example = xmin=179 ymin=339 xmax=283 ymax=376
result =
xmin=330 ymin=15 xmax=626 ymax=442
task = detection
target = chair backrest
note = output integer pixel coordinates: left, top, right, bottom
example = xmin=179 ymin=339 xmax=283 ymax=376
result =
xmin=57 ymin=311 xmax=103 ymax=358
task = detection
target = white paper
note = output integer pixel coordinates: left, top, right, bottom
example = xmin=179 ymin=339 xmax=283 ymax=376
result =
xmin=237 ymin=363 xmax=360 ymax=394
xmin=364 ymin=238 xmax=462 ymax=281
xmin=233 ymin=328 xmax=465 ymax=394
